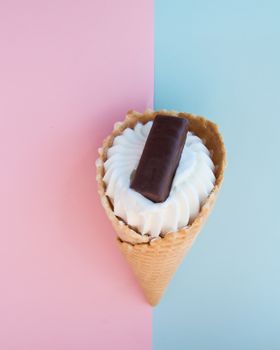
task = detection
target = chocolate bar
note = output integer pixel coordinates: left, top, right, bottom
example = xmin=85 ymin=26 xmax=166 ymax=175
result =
xmin=130 ymin=115 xmax=188 ymax=202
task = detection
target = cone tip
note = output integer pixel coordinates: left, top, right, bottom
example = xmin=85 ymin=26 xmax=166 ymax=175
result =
xmin=144 ymin=293 xmax=162 ymax=307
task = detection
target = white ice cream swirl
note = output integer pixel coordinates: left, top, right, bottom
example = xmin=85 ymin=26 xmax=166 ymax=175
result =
xmin=103 ymin=121 xmax=215 ymax=237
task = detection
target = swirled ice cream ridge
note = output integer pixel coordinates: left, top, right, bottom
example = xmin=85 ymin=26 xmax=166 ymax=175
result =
xmin=103 ymin=120 xmax=216 ymax=237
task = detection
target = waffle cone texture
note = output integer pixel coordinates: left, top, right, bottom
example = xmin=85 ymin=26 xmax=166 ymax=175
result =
xmin=96 ymin=109 xmax=226 ymax=306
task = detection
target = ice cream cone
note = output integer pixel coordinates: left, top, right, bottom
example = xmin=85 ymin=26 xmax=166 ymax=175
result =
xmin=96 ymin=109 xmax=226 ymax=306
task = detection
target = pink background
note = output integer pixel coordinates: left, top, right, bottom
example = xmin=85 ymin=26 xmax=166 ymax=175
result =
xmin=0 ymin=1 xmax=153 ymax=349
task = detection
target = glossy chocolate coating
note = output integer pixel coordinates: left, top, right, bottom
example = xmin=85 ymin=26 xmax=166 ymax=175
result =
xmin=130 ymin=115 xmax=188 ymax=202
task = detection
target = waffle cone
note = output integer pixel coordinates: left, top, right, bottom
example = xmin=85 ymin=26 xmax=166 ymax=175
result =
xmin=96 ymin=109 xmax=226 ymax=306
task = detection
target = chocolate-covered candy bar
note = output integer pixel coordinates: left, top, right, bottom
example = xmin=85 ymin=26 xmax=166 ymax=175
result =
xmin=130 ymin=115 xmax=188 ymax=202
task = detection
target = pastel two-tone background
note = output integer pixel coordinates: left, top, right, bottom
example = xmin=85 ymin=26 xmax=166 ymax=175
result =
xmin=0 ymin=1 xmax=279 ymax=349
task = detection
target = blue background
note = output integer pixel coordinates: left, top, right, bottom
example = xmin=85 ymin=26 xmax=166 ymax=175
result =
xmin=154 ymin=1 xmax=280 ymax=349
